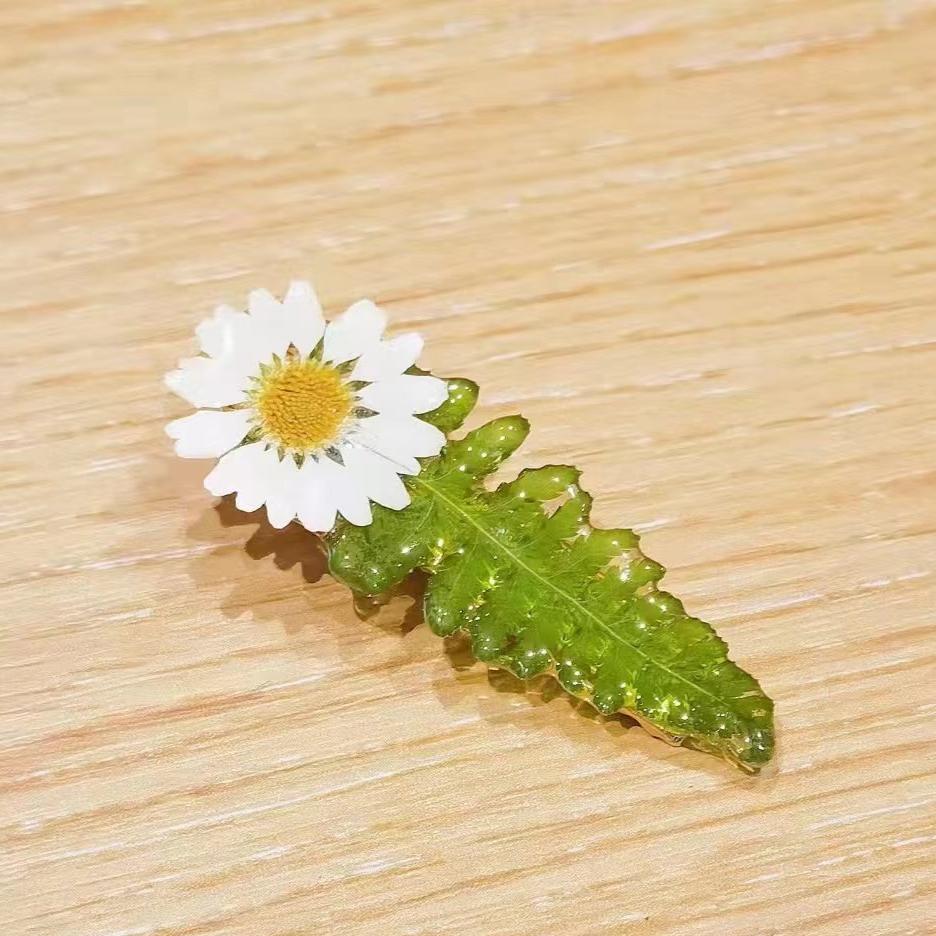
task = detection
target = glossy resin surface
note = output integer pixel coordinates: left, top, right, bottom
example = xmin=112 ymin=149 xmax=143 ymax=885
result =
xmin=329 ymin=378 xmax=775 ymax=771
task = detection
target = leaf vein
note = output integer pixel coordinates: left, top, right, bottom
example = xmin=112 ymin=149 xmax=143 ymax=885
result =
xmin=414 ymin=476 xmax=728 ymax=709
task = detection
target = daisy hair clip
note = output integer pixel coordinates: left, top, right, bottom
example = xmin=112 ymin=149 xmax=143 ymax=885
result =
xmin=167 ymin=282 xmax=775 ymax=772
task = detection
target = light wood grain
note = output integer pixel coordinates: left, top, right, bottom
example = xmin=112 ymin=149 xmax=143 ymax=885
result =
xmin=2 ymin=2 xmax=935 ymax=934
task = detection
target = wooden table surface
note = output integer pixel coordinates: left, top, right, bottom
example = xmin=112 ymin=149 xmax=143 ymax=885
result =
xmin=3 ymin=2 xmax=935 ymax=934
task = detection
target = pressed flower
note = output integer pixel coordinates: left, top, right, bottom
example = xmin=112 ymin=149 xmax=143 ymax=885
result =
xmin=165 ymin=281 xmax=448 ymax=532
xmin=165 ymin=282 xmax=777 ymax=773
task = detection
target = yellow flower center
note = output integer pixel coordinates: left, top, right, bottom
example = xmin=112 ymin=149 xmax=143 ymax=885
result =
xmin=253 ymin=358 xmax=352 ymax=452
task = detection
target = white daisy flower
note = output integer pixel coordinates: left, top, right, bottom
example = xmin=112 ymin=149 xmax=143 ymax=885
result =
xmin=165 ymin=281 xmax=448 ymax=532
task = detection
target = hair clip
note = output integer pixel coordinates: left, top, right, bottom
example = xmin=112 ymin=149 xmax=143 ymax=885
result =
xmin=166 ymin=281 xmax=774 ymax=772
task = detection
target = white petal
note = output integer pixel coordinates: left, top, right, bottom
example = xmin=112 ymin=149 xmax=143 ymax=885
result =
xmin=164 ymin=357 xmax=249 ymax=408
xmin=283 ymin=280 xmax=326 ymax=356
xmin=232 ymin=446 xmax=282 ymax=513
xmin=248 ymin=288 xmax=293 ymax=361
xmin=351 ymin=332 xmax=423 ymax=382
xmin=295 ymin=459 xmax=338 ymax=533
xmin=379 ymin=414 xmax=446 ymax=458
xmin=192 ymin=302 xmax=273 ymax=381
xmin=332 ymin=467 xmax=373 ymax=526
xmin=264 ymin=456 xmax=301 ymax=529
xmin=352 ymin=414 xmax=445 ymax=474
xmin=351 ymin=417 xmax=419 ymax=475
xmin=203 ymin=442 xmax=277 ymax=514
xmin=340 ymin=443 xmax=411 ymax=510
xmin=311 ymin=456 xmax=372 ymax=527
xmin=196 ymin=304 xmax=247 ymax=358
xmin=166 ymin=409 xmax=253 ymax=459
xmin=357 ymin=375 xmax=448 ymax=415
xmin=322 ymin=299 xmax=386 ymax=365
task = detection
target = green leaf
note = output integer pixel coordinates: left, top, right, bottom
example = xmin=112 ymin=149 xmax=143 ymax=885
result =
xmin=327 ymin=378 xmax=775 ymax=772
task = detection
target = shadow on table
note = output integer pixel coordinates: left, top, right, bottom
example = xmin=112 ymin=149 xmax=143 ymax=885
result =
xmin=213 ymin=495 xmax=329 ymax=584
xmin=184 ymin=495 xmax=329 ymax=634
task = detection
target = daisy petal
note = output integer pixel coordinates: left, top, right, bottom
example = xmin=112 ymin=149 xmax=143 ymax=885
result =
xmin=283 ymin=280 xmax=326 ymax=356
xmin=196 ymin=304 xmax=246 ymax=358
xmin=334 ymin=475 xmax=373 ymax=526
xmin=264 ymin=456 xmax=301 ymax=529
xmin=166 ymin=409 xmax=253 ymax=459
xmin=247 ymin=287 xmax=281 ymax=319
xmin=232 ymin=446 xmax=281 ymax=513
xmin=352 ymin=414 xmax=445 ymax=474
xmin=203 ymin=442 xmax=274 ymax=511
xmin=380 ymin=414 xmax=446 ymax=458
xmin=351 ymin=418 xmax=419 ymax=475
xmin=340 ymin=444 xmax=411 ymax=510
xmin=248 ymin=288 xmax=293 ymax=360
xmin=296 ymin=459 xmax=338 ymax=533
xmin=357 ymin=375 xmax=449 ymax=415
xmin=323 ymin=299 xmax=386 ymax=365
xmin=165 ymin=357 xmax=249 ymax=408
xmin=315 ymin=456 xmax=373 ymax=526
xmin=351 ymin=332 xmax=423 ymax=382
